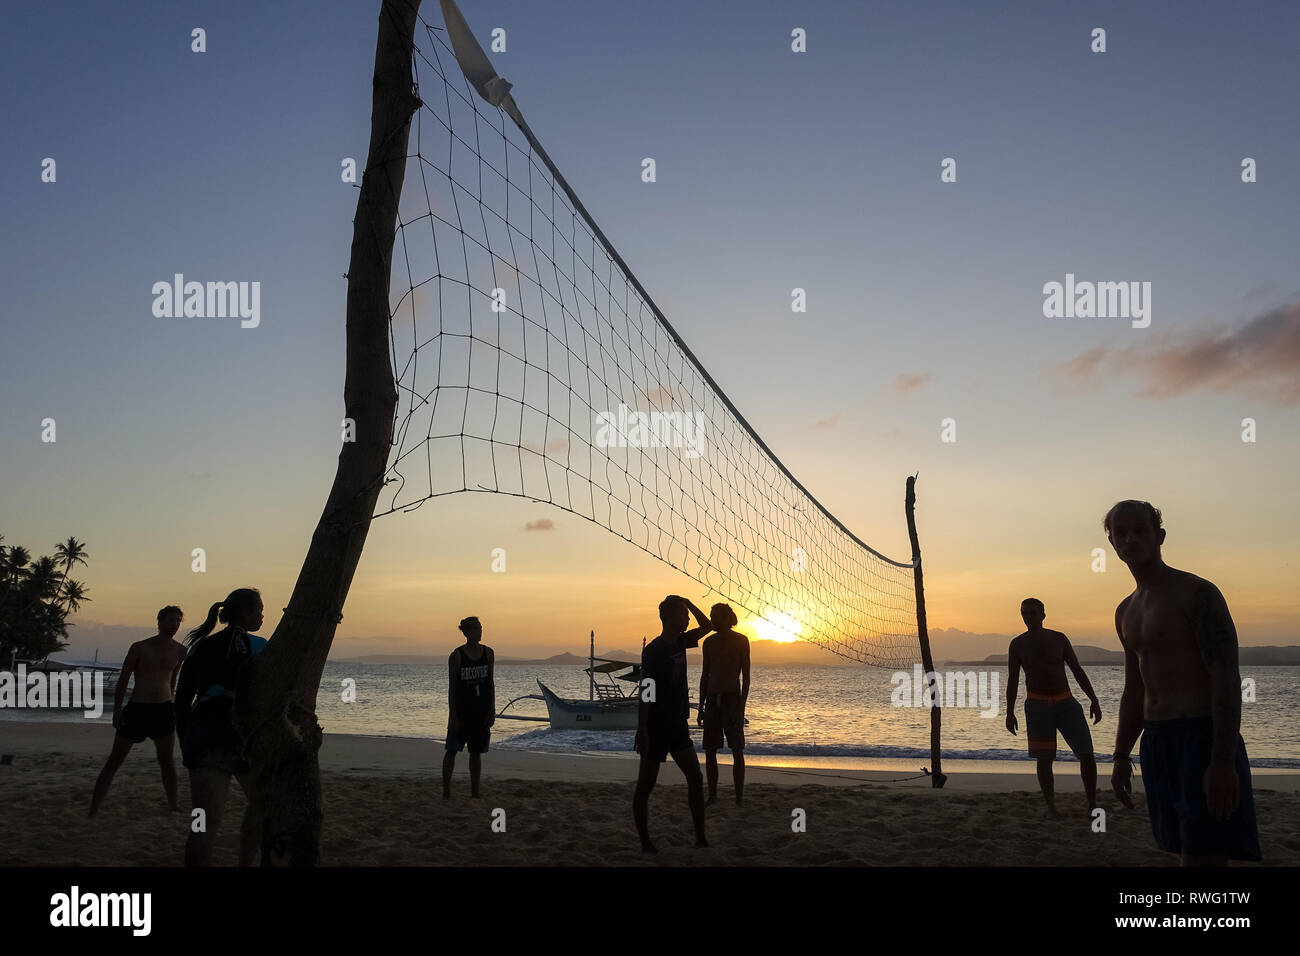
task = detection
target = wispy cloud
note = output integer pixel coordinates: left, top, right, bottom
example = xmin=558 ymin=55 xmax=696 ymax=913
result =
xmin=892 ymin=372 xmax=932 ymax=394
xmin=1058 ymin=300 xmax=1300 ymax=405
xmin=525 ymin=518 xmax=555 ymax=531
xmin=809 ymin=414 xmax=841 ymax=430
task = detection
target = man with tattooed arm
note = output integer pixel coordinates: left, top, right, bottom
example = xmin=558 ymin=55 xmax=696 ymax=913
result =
xmin=1107 ymin=500 xmax=1261 ymax=865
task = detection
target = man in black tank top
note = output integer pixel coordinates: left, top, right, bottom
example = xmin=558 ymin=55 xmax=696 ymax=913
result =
xmin=443 ymin=616 xmax=494 ymax=799
xmin=633 ymin=595 xmax=713 ymax=853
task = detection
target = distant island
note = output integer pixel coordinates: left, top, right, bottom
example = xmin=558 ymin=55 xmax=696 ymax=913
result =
xmin=340 ymin=639 xmax=858 ymax=668
xmin=340 ymin=652 xmax=629 ymax=666
xmin=944 ymin=645 xmax=1300 ymax=667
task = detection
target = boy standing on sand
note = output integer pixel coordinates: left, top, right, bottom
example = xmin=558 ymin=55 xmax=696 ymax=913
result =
xmin=1106 ymin=499 xmax=1261 ymax=865
xmin=698 ymin=603 xmax=750 ymax=806
xmin=90 ymin=606 xmax=187 ymax=815
xmin=1005 ymin=598 xmax=1102 ymax=818
xmin=443 ymin=616 xmax=494 ymax=799
xmin=633 ymin=595 xmax=713 ymax=852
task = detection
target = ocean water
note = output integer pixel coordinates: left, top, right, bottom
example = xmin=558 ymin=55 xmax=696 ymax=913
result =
xmin=9 ymin=661 xmax=1297 ymax=770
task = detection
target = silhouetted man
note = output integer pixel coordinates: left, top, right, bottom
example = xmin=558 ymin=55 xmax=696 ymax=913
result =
xmin=633 ymin=595 xmax=712 ymax=852
xmin=1005 ymin=598 xmax=1101 ymax=818
xmin=90 ymin=606 xmax=187 ymax=815
xmin=1107 ymin=500 xmax=1261 ymax=865
xmin=698 ymin=603 xmax=750 ymax=806
xmin=443 ymin=616 xmax=494 ymax=799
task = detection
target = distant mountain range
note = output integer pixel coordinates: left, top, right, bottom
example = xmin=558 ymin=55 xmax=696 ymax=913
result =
xmin=946 ymin=645 xmax=1300 ymax=667
xmin=944 ymin=644 xmax=1125 ymax=666
xmin=58 ymin=620 xmax=1299 ymax=668
xmin=342 ymin=639 xmax=859 ymax=668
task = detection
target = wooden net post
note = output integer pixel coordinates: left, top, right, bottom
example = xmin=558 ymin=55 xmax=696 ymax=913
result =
xmin=906 ymin=475 xmax=946 ymax=788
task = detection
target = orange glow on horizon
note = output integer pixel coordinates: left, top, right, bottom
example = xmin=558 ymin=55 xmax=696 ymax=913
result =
xmin=746 ymin=610 xmax=804 ymax=643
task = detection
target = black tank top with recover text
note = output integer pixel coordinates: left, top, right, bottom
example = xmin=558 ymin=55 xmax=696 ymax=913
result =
xmin=455 ymin=646 xmax=491 ymax=719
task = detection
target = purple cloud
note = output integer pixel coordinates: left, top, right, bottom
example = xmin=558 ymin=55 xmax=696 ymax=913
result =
xmin=1058 ymin=300 xmax=1300 ymax=405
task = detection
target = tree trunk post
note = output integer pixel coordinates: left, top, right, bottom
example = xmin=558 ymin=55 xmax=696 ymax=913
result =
xmin=234 ymin=0 xmax=423 ymax=865
xmin=905 ymin=475 xmax=946 ymax=788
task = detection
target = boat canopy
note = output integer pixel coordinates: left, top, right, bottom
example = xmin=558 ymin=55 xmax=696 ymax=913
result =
xmin=586 ymin=659 xmax=636 ymax=674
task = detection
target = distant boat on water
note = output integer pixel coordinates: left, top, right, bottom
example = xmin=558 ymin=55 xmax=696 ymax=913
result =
xmin=5 ymin=647 xmax=121 ymax=676
xmin=2 ymin=648 xmax=122 ymax=710
xmin=497 ymin=631 xmax=643 ymax=730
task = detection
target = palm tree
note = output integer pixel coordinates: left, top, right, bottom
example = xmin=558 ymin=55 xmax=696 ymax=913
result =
xmin=0 ymin=536 xmax=10 ymax=612
xmin=60 ymin=579 xmax=89 ymax=615
xmin=0 ymin=544 xmax=32 ymax=613
xmin=54 ymin=537 xmax=88 ymax=575
xmin=53 ymin=537 xmax=88 ymax=613
xmin=0 ymin=539 xmax=78 ymax=664
xmin=3 ymin=544 xmax=30 ymax=584
xmin=26 ymin=557 xmax=60 ymax=604
xmin=3 ymin=554 xmax=64 ymax=661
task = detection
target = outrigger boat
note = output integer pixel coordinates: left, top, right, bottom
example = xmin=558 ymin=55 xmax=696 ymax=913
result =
xmin=2 ymin=648 xmax=123 ymax=711
xmin=497 ymin=631 xmax=643 ymax=730
xmin=5 ymin=648 xmax=121 ymax=678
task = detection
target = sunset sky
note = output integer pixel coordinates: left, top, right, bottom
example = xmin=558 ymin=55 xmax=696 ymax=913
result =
xmin=3 ymin=0 xmax=1297 ymax=661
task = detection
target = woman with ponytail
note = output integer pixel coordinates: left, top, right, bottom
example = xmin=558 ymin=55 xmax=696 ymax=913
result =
xmin=173 ymin=587 xmax=267 ymax=866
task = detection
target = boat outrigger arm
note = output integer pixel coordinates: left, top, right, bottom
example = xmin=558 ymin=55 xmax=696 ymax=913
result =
xmin=495 ymin=691 xmax=548 ymax=723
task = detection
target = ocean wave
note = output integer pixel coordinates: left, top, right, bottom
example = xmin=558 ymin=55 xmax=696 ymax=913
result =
xmin=488 ymin=727 xmax=1300 ymax=768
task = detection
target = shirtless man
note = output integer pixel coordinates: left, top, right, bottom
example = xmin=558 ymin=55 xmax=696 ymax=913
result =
xmin=443 ymin=616 xmax=494 ymax=799
xmin=89 ymin=606 xmax=187 ymax=815
xmin=1005 ymin=598 xmax=1101 ymax=818
xmin=698 ymin=603 xmax=750 ymax=806
xmin=1107 ymin=500 xmax=1261 ymax=864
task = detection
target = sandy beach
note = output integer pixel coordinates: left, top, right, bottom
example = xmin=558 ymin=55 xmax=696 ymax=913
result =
xmin=2 ymin=722 xmax=1297 ymax=866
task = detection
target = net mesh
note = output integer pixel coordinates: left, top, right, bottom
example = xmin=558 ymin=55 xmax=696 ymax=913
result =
xmin=378 ymin=15 xmax=919 ymax=668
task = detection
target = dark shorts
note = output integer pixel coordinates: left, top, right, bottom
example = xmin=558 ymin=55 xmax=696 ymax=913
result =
xmin=116 ymin=701 xmax=176 ymax=743
xmin=1024 ymin=694 xmax=1093 ymax=758
xmin=180 ymin=718 xmax=248 ymax=775
xmin=702 ymin=692 xmax=744 ymax=752
xmin=1139 ymin=716 xmax=1262 ymax=862
xmin=446 ymin=725 xmax=490 ymax=755
xmin=646 ymin=720 xmax=694 ymax=763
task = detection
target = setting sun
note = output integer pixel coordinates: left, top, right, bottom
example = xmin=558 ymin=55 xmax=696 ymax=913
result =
xmin=746 ymin=611 xmax=805 ymax=644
